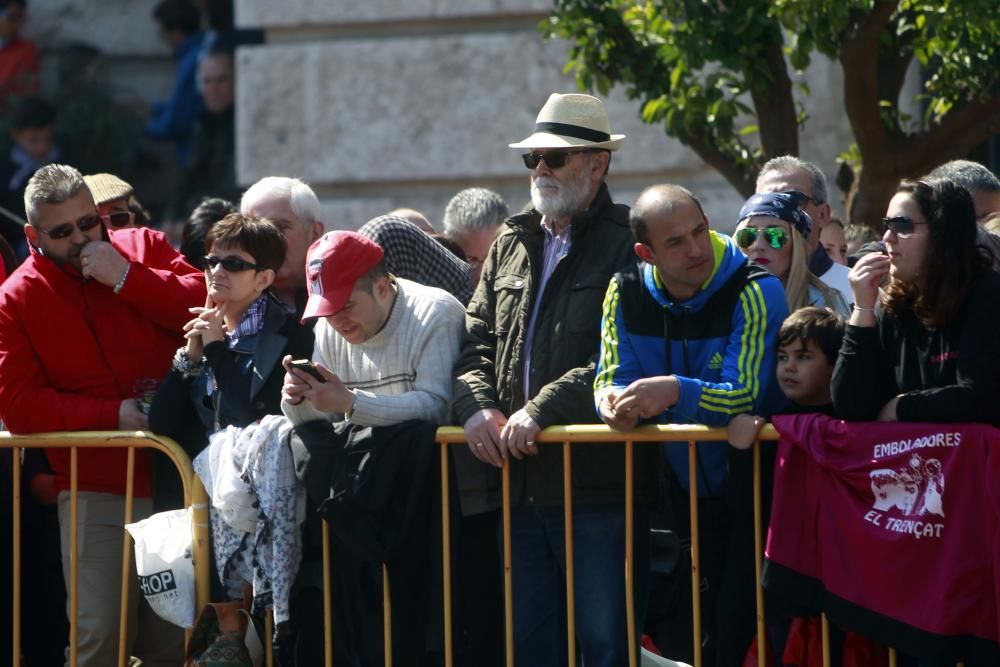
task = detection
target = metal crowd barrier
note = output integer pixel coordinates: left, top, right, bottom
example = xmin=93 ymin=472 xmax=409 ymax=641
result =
xmin=4 ymin=428 xmax=972 ymax=667
xmin=433 ymin=424 xmax=772 ymax=667
xmin=433 ymin=424 xmax=963 ymax=667
xmin=1 ymin=431 xmax=209 ymax=667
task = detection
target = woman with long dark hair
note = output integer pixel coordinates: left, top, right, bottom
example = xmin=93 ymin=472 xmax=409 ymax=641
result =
xmin=832 ymin=178 xmax=1000 ymax=425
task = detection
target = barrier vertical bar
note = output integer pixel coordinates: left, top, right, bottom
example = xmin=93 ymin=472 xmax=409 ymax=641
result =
xmin=70 ymin=446 xmax=79 ymax=667
xmin=821 ymin=614 xmax=831 ymax=667
xmin=688 ymin=440 xmax=702 ymax=667
xmin=563 ymin=441 xmax=576 ymax=667
xmin=191 ymin=478 xmax=211 ymax=612
xmin=265 ymin=608 xmax=274 ymax=667
xmin=752 ymin=440 xmax=767 ymax=665
xmin=322 ymin=521 xmax=333 ymax=667
xmin=625 ymin=440 xmax=637 ymax=667
xmin=117 ymin=447 xmax=136 ymax=667
xmin=12 ymin=446 xmax=21 ymax=667
xmin=383 ymin=564 xmax=393 ymax=666
xmin=502 ymin=458 xmax=514 ymax=667
xmin=439 ymin=444 xmax=454 ymax=667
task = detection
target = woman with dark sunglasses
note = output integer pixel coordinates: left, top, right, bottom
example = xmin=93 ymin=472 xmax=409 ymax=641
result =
xmin=148 ymin=213 xmax=314 ymax=508
xmin=832 ymin=178 xmax=1000 ymax=427
xmin=734 ymin=191 xmax=849 ymax=316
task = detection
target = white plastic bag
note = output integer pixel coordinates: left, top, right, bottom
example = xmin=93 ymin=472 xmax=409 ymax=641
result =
xmin=126 ymin=507 xmax=196 ymax=628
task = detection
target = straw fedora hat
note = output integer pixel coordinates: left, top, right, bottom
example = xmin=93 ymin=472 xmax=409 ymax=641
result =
xmin=509 ymin=93 xmax=625 ymax=151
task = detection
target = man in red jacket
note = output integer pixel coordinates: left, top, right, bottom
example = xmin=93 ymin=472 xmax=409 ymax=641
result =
xmin=0 ymin=163 xmax=205 ymax=666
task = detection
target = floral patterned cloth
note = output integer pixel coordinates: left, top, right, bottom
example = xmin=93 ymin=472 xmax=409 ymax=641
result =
xmin=194 ymin=415 xmax=306 ymax=625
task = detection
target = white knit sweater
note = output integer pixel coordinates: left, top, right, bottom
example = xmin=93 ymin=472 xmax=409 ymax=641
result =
xmin=281 ymin=278 xmax=466 ymax=426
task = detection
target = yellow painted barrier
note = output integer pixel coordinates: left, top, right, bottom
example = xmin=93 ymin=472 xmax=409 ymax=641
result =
xmin=1 ymin=431 xmax=207 ymax=667
xmin=5 ymin=426 xmax=970 ymax=667
xmin=433 ymin=423 xmax=776 ymax=667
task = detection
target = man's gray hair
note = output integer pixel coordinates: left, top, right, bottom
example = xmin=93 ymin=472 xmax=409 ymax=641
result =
xmin=758 ymin=155 xmax=829 ymax=204
xmin=442 ymin=187 xmax=510 ymax=235
xmin=23 ymin=164 xmax=89 ymax=226
xmin=927 ymin=159 xmax=1000 ymax=194
xmin=240 ymin=176 xmax=321 ymax=226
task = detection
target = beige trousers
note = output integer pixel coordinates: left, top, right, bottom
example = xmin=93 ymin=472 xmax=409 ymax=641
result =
xmin=57 ymin=491 xmax=184 ymax=667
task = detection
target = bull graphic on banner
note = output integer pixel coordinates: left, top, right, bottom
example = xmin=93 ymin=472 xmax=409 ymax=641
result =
xmin=870 ymin=453 xmax=945 ymax=518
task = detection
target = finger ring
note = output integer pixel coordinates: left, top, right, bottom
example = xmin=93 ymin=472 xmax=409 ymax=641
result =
xmin=527 ymin=440 xmax=535 ymax=446
xmin=475 ymin=442 xmax=484 ymax=448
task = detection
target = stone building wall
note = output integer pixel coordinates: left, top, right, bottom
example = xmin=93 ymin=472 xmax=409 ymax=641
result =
xmin=23 ymin=1 xmax=858 ymax=233
xmin=24 ymin=0 xmax=175 ymax=107
xmin=234 ymin=0 xmax=856 ymax=233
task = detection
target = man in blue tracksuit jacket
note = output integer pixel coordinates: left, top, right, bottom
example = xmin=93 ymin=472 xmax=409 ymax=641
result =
xmin=594 ymin=183 xmax=787 ymax=665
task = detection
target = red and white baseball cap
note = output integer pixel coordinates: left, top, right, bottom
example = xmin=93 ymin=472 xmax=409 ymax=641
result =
xmin=301 ymin=231 xmax=384 ymax=321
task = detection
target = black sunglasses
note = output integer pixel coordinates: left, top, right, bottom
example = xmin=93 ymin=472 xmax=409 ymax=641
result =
xmin=882 ymin=216 xmax=928 ymax=236
xmin=105 ymin=210 xmax=136 ymax=228
xmin=203 ymin=255 xmax=263 ymax=272
xmin=734 ymin=225 xmax=789 ymax=250
xmin=36 ymin=214 xmax=104 ymax=240
xmin=783 ymin=190 xmax=823 ymax=207
xmin=521 ymin=149 xmax=594 ymax=170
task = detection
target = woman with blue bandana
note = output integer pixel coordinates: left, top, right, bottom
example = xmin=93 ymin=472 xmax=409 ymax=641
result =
xmin=733 ymin=191 xmax=849 ymax=316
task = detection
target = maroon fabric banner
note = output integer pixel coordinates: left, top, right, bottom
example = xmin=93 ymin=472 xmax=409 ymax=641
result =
xmin=766 ymin=414 xmax=1000 ymax=658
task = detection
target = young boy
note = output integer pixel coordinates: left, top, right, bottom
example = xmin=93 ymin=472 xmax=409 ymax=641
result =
xmin=727 ymin=306 xmax=847 ymax=663
xmin=728 ymin=305 xmax=845 ymax=447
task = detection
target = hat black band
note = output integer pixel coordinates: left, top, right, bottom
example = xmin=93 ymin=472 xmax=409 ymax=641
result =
xmin=535 ymin=121 xmax=610 ymax=143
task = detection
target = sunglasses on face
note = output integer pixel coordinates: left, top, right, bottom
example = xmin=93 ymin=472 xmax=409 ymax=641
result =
xmin=521 ymin=149 xmax=593 ymax=170
xmin=783 ymin=190 xmax=823 ymax=207
xmin=203 ymin=255 xmax=262 ymax=272
xmin=882 ymin=215 xmax=928 ymax=236
xmin=104 ymin=210 xmax=136 ymax=228
xmin=735 ymin=225 xmax=789 ymax=250
xmin=36 ymin=214 xmax=104 ymax=240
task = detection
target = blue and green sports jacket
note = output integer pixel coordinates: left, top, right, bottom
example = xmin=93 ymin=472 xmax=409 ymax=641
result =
xmin=594 ymin=230 xmax=788 ymax=494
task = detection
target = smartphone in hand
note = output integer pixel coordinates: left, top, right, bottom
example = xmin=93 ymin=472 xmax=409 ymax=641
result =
xmin=289 ymin=359 xmax=326 ymax=383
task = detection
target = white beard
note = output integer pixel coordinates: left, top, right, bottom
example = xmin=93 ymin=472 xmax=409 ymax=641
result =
xmin=531 ymin=169 xmax=594 ymax=219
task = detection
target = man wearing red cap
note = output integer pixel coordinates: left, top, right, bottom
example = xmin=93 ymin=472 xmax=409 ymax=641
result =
xmin=281 ymin=228 xmax=465 ymax=428
xmin=279 ymin=229 xmax=465 ymax=661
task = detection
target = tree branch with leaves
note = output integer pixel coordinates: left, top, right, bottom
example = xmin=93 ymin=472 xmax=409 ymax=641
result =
xmin=544 ymin=0 xmax=1000 ymax=227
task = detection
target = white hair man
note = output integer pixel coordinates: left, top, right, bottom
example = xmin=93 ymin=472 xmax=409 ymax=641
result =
xmin=452 ymin=93 xmax=658 ymax=666
xmin=240 ymin=176 xmax=324 ymax=313
xmin=442 ymin=187 xmax=509 ymax=281
xmin=756 ymin=155 xmax=853 ymax=307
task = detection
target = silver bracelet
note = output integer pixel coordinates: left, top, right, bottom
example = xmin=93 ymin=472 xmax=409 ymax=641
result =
xmin=112 ymin=263 xmax=131 ymax=295
xmin=172 ymin=347 xmax=205 ymax=378
xmin=853 ymin=305 xmax=875 ymax=312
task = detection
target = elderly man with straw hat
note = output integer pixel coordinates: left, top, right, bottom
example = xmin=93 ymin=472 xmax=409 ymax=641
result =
xmin=452 ymin=93 xmax=660 ymax=666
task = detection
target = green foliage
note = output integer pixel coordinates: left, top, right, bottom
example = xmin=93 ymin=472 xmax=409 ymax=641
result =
xmin=544 ymin=0 xmax=1000 ymax=201
xmin=544 ymin=0 xmax=786 ymax=179
xmin=774 ymin=0 xmax=1000 ymax=124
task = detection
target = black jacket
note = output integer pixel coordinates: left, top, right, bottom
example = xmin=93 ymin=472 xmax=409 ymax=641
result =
xmin=150 ymin=294 xmax=313 ymax=508
xmin=289 ymin=419 xmax=438 ymax=563
xmin=832 ymin=270 xmax=1000 ymax=426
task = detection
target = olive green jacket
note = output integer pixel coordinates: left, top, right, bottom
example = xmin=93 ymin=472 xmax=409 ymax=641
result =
xmin=452 ymin=183 xmax=661 ymax=511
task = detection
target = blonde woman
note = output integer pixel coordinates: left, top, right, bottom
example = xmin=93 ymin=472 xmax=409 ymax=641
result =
xmin=733 ymin=191 xmax=849 ymax=316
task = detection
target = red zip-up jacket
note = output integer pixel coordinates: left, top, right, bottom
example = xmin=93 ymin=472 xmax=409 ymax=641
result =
xmin=0 ymin=227 xmax=205 ymax=496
